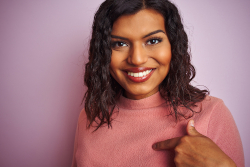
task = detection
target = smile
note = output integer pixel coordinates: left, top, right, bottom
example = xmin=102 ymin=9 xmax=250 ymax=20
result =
xmin=124 ymin=67 xmax=155 ymax=83
xmin=128 ymin=69 xmax=152 ymax=77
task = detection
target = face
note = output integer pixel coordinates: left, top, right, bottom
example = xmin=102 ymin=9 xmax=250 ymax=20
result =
xmin=110 ymin=9 xmax=171 ymax=100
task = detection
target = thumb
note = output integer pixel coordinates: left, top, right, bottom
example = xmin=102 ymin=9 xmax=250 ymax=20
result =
xmin=187 ymin=120 xmax=202 ymax=136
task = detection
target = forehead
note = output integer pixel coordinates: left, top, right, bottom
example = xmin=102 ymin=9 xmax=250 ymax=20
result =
xmin=111 ymin=9 xmax=166 ymax=37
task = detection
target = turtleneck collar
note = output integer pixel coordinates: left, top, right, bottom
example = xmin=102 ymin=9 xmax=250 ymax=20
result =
xmin=116 ymin=92 xmax=167 ymax=110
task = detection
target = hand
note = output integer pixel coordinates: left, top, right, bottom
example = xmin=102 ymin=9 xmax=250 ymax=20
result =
xmin=152 ymin=120 xmax=236 ymax=167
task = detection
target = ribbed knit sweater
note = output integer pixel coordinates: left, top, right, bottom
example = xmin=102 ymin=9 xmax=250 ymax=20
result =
xmin=71 ymin=92 xmax=244 ymax=167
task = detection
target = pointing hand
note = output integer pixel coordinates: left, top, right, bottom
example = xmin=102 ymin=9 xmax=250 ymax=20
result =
xmin=152 ymin=120 xmax=236 ymax=167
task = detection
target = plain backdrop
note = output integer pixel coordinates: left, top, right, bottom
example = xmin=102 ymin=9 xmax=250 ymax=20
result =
xmin=0 ymin=0 xmax=249 ymax=166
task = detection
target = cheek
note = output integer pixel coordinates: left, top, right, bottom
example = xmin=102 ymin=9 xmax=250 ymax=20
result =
xmin=110 ymin=50 xmax=127 ymax=71
xmin=109 ymin=54 xmax=122 ymax=79
xmin=156 ymin=49 xmax=171 ymax=79
xmin=157 ymin=49 xmax=172 ymax=66
xmin=109 ymin=59 xmax=116 ymax=77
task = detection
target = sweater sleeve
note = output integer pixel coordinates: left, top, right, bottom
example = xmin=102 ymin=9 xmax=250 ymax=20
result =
xmin=207 ymin=100 xmax=244 ymax=167
xmin=71 ymin=118 xmax=79 ymax=167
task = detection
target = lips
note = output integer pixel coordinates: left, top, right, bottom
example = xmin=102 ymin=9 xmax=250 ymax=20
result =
xmin=123 ymin=67 xmax=155 ymax=83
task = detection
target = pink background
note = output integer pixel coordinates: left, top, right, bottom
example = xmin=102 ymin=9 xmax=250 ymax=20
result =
xmin=0 ymin=0 xmax=249 ymax=166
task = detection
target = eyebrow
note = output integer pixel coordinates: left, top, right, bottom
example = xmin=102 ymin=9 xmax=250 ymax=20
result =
xmin=111 ymin=35 xmax=128 ymax=40
xmin=143 ymin=30 xmax=165 ymax=38
xmin=111 ymin=29 xmax=165 ymax=40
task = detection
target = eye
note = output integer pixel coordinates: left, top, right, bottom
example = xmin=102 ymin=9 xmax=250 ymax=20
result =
xmin=111 ymin=41 xmax=128 ymax=48
xmin=146 ymin=38 xmax=162 ymax=45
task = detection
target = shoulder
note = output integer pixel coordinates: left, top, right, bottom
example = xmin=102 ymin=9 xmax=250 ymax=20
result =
xmin=204 ymin=95 xmax=236 ymax=120
xmin=200 ymin=95 xmax=224 ymax=109
xmin=78 ymin=108 xmax=87 ymax=123
xmin=191 ymin=95 xmax=233 ymax=136
xmin=197 ymin=95 xmax=231 ymax=119
xmin=192 ymin=95 xmax=228 ymax=118
xmin=77 ymin=108 xmax=101 ymax=132
xmin=76 ymin=108 xmax=89 ymax=131
xmin=201 ymin=95 xmax=234 ymax=130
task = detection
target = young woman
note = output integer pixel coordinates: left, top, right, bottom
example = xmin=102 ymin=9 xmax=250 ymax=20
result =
xmin=71 ymin=0 xmax=244 ymax=166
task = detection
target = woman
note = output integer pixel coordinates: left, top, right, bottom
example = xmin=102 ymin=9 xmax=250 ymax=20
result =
xmin=71 ymin=0 xmax=244 ymax=166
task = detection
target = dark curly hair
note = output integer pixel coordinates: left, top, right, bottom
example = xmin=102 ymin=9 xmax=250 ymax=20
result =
xmin=84 ymin=0 xmax=209 ymax=130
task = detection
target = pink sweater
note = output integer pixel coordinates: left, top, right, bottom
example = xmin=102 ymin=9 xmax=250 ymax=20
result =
xmin=71 ymin=92 xmax=244 ymax=167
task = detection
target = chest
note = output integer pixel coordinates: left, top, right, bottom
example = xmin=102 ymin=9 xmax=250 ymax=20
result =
xmin=75 ymin=116 xmax=193 ymax=167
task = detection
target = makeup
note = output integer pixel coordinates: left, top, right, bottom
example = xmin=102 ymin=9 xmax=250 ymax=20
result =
xmin=123 ymin=67 xmax=155 ymax=83
xmin=110 ymin=9 xmax=171 ymax=99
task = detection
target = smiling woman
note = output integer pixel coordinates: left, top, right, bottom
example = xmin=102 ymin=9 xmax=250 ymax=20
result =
xmin=71 ymin=0 xmax=244 ymax=166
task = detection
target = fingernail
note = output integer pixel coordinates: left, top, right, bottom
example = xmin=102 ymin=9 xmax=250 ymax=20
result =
xmin=190 ymin=120 xmax=194 ymax=127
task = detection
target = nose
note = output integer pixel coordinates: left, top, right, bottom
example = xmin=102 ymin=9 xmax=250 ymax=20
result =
xmin=127 ymin=43 xmax=148 ymax=66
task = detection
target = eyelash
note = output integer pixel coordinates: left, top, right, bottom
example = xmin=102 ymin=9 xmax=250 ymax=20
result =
xmin=146 ymin=37 xmax=163 ymax=45
xmin=111 ymin=41 xmax=128 ymax=48
xmin=111 ymin=37 xmax=163 ymax=49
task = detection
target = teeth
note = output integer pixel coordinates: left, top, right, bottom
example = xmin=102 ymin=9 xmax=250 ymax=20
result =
xmin=128 ymin=69 xmax=152 ymax=77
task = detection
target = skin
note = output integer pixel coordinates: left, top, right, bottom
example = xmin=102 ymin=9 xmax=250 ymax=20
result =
xmin=152 ymin=120 xmax=236 ymax=167
xmin=110 ymin=9 xmax=236 ymax=167
xmin=110 ymin=9 xmax=171 ymax=100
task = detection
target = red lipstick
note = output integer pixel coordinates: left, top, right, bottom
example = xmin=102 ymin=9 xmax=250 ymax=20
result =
xmin=123 ymin=67 xmax=155 ymax=83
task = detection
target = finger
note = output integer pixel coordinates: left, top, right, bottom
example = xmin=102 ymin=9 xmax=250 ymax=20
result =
xmin=186 ymin=120 xmax=203 ymax=137
xmin=152 ymin=137 xmax=181 ymax=150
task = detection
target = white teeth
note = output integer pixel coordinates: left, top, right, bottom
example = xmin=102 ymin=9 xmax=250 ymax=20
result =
xmin=128 ymin=69 xmax=153 ymax=77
